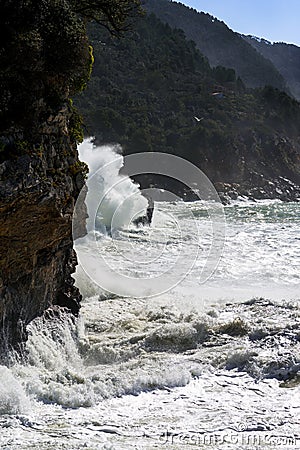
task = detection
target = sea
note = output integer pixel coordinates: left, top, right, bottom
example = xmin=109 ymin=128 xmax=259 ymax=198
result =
xmin=0 ymin=140 xmax=299 ymax=449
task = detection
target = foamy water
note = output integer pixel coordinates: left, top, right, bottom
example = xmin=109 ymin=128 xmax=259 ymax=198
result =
xmin=0 ymin=141 xmax=299 ymax=449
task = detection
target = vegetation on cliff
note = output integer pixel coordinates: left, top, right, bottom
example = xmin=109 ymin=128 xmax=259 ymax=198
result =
xmin=243 ymin=36 xmax=300 ymax=101
xmin=0 ymin=0 xmax=142 ymax=151
xmin=143 ymin=0 xmax=287 ymax=92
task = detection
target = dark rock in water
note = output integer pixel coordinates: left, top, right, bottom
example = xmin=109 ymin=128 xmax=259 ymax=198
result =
xmin=56 ymin=250 xmax=82 ymax=317
xmin=133 ymin=195 xmax=154 ymax=226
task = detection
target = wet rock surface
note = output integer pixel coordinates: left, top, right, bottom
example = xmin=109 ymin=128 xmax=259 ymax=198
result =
xmin=215 ymin=175 xmax=300 ymax=204
xmin=0 ymin=124 xmax=86 ymax=357
xmin=0 ymin=0 xmax=91 ymax=357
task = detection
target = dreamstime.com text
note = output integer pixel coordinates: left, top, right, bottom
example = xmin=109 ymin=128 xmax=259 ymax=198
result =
xmin=158 ymin=430 xmax=298 ymax=447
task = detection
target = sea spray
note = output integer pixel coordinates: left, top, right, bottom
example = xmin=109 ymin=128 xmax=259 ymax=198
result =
xmin=78 ymin=139 xmax=148 ymax=232
xmin=0 ymin=366 xmax=30 ymax=414
xmin=74 ymin=140 xmax=221 ymax=298
xmin=11 ymin=303 xmax=194 ymax=408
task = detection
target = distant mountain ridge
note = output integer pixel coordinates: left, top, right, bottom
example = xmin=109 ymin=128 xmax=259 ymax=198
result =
xmin=242 ymin=35 xmax=300 ymax=100
xmin=144 ymin=0 xmax=288 ymax=92
xmin=145 ymin=0 xmax=300 ymax=101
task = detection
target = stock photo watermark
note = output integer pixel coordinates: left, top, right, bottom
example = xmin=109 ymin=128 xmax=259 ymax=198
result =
xmin=157 ymin=429 xmax=298 ymax=447
xmin=73 ymin=151 xmax=225 ymax=298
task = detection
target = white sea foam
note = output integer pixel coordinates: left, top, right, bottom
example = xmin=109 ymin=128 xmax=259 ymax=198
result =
xmin=78 ymin=139 xmax=147 ymax=231
xmin=0 ymin=366 xmax=30 ymax=415
xmin=1 ymin=141 xmax=300 ymax=447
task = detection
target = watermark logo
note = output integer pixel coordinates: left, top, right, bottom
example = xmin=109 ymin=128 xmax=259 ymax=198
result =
xmin=158 ymin=429 xmax=298 ymax=447
xmin=73 ymin=151 xmax=225 ymax=298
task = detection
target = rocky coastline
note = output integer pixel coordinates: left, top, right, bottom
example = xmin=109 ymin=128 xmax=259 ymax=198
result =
xmin=215 ymin=175 xmax=300 ymax=204
xmin=1 ymin=0 xmax=299 ymax=359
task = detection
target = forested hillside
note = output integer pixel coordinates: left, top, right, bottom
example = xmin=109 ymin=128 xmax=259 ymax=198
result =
xmin=144 ymin=0 xmax=287 ymax=91
xmin=243 ymin=36 xmax=300 ymax=101
xmin=75 ymin=12 xmax=300 ymax=200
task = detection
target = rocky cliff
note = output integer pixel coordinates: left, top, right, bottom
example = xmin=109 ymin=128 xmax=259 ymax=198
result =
xmin=0 ymin=1 xmax=90 ymax=358
xmin=0 ymin=109 xmax=87 ymax=357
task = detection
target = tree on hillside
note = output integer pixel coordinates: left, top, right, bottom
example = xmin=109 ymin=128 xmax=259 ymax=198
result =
xmin=73 ymin=0 xmax=143 ymax=34
xmin=0 ymin=0 xmax=142 ymax=138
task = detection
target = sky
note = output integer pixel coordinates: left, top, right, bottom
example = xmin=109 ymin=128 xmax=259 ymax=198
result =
xmin=179 ymin=0 xmax=300 ymax=46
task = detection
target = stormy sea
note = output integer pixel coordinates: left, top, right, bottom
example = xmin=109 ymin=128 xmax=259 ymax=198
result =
xmin=0 ymin=140 xmax=299 ymax=449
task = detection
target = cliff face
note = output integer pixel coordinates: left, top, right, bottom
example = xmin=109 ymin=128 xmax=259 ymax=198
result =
xmin=0 ymin=111 xmax=86 ymax=356
xmin=0 ymin=1 xmax=90 ymax=357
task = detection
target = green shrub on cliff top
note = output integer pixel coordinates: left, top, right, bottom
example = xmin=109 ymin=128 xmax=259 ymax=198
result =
xmin=0 ymin=0 xmax=142 ymax=137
